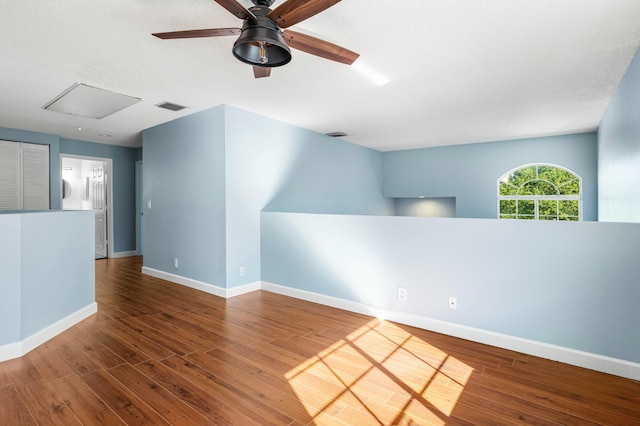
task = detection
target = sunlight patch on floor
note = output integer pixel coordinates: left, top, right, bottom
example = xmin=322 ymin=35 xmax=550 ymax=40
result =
xmin=286 ymin=319 xmax=474 ymax=424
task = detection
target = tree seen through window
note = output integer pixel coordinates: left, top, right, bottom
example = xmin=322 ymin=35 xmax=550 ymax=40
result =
xmin=498 ymin=164 xmax=581 ymax=221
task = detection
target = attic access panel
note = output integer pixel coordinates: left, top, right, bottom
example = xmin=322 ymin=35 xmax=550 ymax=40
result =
xmin=43 ymin=83 xmax=141 ymax=119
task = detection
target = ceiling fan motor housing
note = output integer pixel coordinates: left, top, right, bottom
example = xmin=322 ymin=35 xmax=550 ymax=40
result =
xmin=232 ymin=6 xmax=291 ymax=67
xmin=252 ymin=0 xmax=275 ymax=6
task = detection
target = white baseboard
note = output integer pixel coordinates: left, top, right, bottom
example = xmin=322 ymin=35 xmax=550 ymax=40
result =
xmin=141 ymin=267 xmax=260 ymax=299
xmin=261 ymin=282 xmax=640 ymax=381
xmin=227 ymin=281 xmax=262 ymax=298
xmin=0 ymin=302 xmax=97 ymax=362
xmin=111 ymin=250 xmax=137 ymax=258
xmin=0 ymin=343 xmax=22 ymax=362
xmin=142 ymin=267 xmax=226 ymax=297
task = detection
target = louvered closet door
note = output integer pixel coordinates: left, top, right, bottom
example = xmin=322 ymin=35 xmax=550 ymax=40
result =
xmin=22 ymin=143 xmax=50 ymax=209
xmin=0 ymin=140 xmax=22 ymax=209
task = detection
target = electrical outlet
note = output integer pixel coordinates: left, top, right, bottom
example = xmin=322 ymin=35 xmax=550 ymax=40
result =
xmin=239 ymin=266 xmax=245 ymax=276
xmin=173 ymin=258 xmax=179 ymax=269
xmin=398 ymin=287 xmax=407 ymax=302
xmin=449 ymin=296 xmax=457 ymax=310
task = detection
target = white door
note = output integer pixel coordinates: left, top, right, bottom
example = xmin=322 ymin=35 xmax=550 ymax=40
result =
xmin=93 ymin=165 xmax=107 ymax=257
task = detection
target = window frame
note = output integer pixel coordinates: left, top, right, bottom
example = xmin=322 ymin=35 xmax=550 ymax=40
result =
xmin=497 ymin=163 xmax=582 ymax=221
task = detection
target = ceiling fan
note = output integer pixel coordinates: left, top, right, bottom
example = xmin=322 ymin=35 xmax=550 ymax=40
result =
xmin=153 ymin=0 xmax=359 ymax=78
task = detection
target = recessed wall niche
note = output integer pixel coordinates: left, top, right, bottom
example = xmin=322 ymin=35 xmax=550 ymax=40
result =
xmin=394 ymin=197 xmax=456 ymax=218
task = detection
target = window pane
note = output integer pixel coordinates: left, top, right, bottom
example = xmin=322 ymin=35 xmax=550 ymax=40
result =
xmin=500 ymin=200 xmax=516 ymax=215
xmin=559 ymin=200 xmax=579 ymax=220
xmin=509 ymin=166 xmax=536 ymax=187
xmin=518 ymin=180 xmax=558 ymax=196
xmin=500 ymin=214 xmax=516 ymax=219
xmin=539 ymin=200 xmax=557 ymax=220
xmin=537 ymin=165 xmax=556 ymax=182
xmin=518 ymin=182 xmax=534 ymax=195
xmin=499 ymin=182 xmax=518 ymax=196
xmin=538 ymin=166 xmax=575 ymax=186
xmin=558 ymin=179 xmax=580 ymax=195
xmin=517 ymin=200 xmax=535 ymax=218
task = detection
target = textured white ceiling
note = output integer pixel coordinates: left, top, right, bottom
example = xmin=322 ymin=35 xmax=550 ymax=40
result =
xmin=1 ymin=0 xmax=640 ymax=151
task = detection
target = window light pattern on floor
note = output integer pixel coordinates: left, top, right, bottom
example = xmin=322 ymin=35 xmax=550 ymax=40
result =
xmin=286 ymin=319 xmax=474 ymax=425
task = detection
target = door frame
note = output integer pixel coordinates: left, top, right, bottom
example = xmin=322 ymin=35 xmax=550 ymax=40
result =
xmin=59 ymin=154 xmax=114 ymax=259
xmin=135 ymin=160 xmax=143 ymax=256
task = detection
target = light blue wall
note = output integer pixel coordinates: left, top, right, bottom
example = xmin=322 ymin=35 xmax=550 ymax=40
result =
xmin=262 ymin=212 xmax=640 ymax=364
xmin=141 ymin=105 xmax=392 ymax=288
xmin=0 ymin=127 xmax=61 ymax=209
xmin=598 ymin=48 xmax=640 ymax=222
xmin=0 ymin=211 xmax=94 ymax=346
xmin=224 ymin=106 xmax=393 ymax=287
xmin=60 ymin=138 xmax=141 ymax=252
xmin=20 ymin=211 xmax=95 ymax=337
xmin=383 ymin=133 xmax=598 ymax=220
xmin=0 ymin=215 xmax=21 ymax=344
xmin=142 ymin=106 xmax=227 ymax=286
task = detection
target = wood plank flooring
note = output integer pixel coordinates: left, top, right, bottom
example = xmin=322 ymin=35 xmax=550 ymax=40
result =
xmin=1 ymin=256 xmax=639 ymax=425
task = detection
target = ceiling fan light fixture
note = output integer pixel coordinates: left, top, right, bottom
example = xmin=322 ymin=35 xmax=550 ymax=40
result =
xmin=232 ymin=7 xmax=291 ymax=67
xmin=153 ymin=0 xmax=358 ymax=79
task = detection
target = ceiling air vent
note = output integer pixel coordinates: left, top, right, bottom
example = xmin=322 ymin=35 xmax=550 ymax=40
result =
xmin=326 ymin=132 xmax=347 ymax=137
xmin=156 ymin=101 xmax=188 ymax=112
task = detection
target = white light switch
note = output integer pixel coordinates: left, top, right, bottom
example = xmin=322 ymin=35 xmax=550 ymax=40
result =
xmin=147 ymin=200 xmax=152 ymax=210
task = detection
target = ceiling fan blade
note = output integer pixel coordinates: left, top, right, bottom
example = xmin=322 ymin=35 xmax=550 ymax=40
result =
xmin=153 ymin=28 xmax=241 ymax=39
xmin=253 ymin=66 xmax=272 ymax=78
xmin=283 ymin=30 xmax=359 ymax=65
xmin=214 ymin=0 xmax=256 ymax=20
xmin=268 ymin=0 xmax=341 ymax=28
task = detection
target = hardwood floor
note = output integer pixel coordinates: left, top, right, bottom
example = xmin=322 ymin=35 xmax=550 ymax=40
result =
xmin=1 ymin=256 xmax=639 ymax=425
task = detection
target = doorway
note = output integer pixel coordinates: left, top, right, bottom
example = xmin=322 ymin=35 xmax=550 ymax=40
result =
xmin=60 ymin=154 xmax=114 ymax=259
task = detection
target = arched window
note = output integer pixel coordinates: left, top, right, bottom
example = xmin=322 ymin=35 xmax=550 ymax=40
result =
xmin=498 ymin=164 xmax=582 ymax=221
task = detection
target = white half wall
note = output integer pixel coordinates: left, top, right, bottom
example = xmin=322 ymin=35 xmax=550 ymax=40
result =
xmin=0 ymin=210 xmax=95 ymax=361
xmin=261 ymin=212 xmax=640 ymax=380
